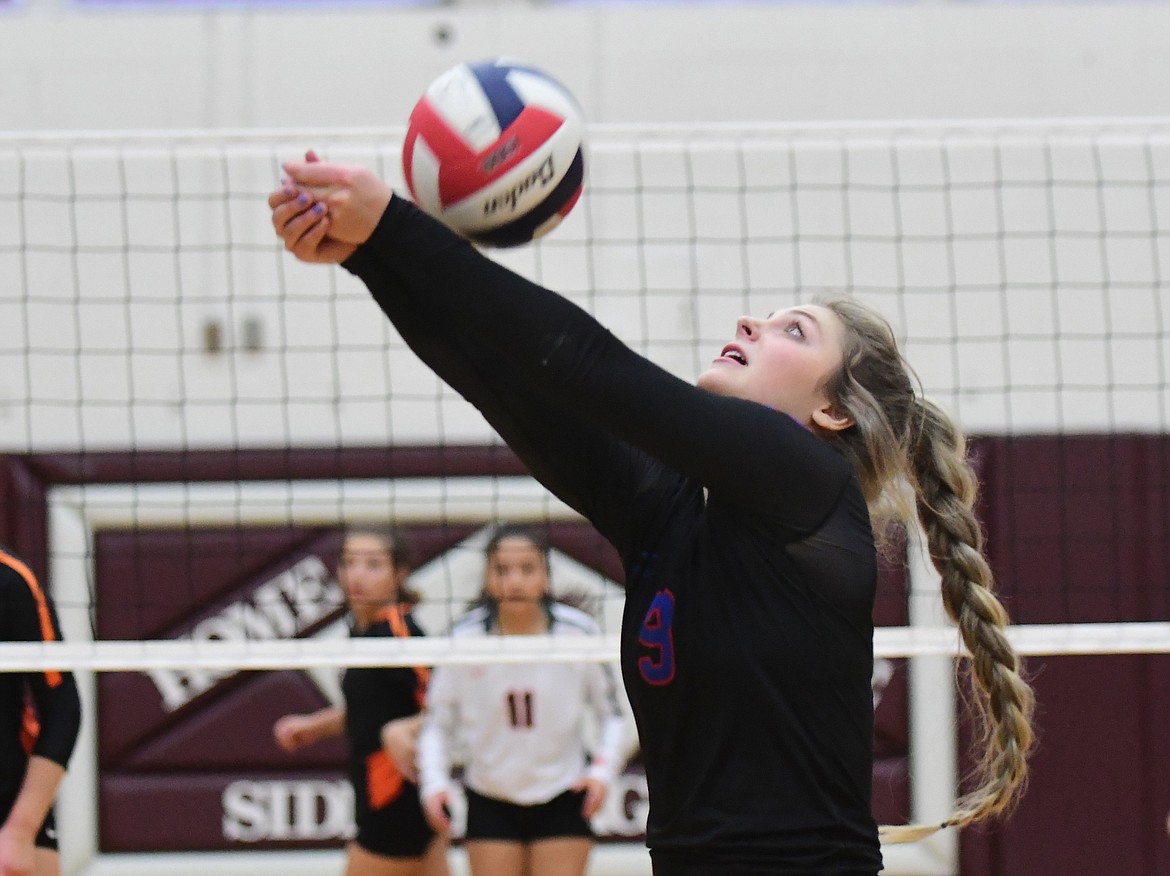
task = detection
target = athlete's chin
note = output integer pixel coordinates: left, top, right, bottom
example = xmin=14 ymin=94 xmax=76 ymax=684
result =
xmin=498 ymin=597 xmax=539 ymax=607
xmin=697 ymin=369 xmax=734 ymax=397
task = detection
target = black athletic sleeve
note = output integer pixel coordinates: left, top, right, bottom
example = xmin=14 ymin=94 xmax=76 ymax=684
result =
xmin=345 ymin=195 xmax=852 ymax=536
xmin=0 ymin=556 xmax=82 ymax=769
xmin=344 ymin=233 xmax=678 ymax=552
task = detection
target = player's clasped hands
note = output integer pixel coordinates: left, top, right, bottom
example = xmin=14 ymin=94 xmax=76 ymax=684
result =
xmin=269 ymin=151 xmax=393 ymax=264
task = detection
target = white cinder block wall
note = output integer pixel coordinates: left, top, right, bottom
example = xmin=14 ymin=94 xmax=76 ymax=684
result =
xmin=3 ymin=0 xmax=1170 ymax=132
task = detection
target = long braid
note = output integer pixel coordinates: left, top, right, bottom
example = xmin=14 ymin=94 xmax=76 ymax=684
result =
xmin=910 ymin=398 xmax=1035 ymax=828
xmin=821 ymin=298 xmax=1036 ymax=843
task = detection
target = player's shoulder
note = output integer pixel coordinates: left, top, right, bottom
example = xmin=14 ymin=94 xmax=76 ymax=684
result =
xmin=550 ymin=602 xmax=600 ymax=636
xmin=0 ymin=546 xmax=39 ymax=597
xmin=449 ymin=605 xmax=492 ymax=638
xmin=363 ymin=605 xmax=419 ymax=639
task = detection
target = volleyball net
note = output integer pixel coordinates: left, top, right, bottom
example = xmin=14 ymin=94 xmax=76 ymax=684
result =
xmin=2 ymin=121 xmax=1168 ymax=875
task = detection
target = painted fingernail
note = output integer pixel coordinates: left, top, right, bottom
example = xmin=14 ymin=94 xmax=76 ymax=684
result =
xmin=312 ymin=203 xmax=325 ymax=214
xmin=297 ymin=192 xmax=310 ymax=206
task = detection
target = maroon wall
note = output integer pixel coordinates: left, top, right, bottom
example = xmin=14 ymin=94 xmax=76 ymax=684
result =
xmin=85 ymin=519 xmax=905 ymax=849
xmin=3 ymin=436 xmax=1168 ymax=871
xmin=960 ymin=436 xmax=1170 ymax=876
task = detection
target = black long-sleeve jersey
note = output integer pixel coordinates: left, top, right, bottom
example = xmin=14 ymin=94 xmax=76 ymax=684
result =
xmin=341 ymin=605 xmax=428 ymax=816
xmin=0 ymin=548 xmax=82 ymax=809
xmin=342 ymin=196 xmax=882 ymax=874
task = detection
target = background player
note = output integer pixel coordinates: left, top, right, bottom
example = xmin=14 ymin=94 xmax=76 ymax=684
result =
xmin=416 ymin=523 xmax=628 ymax=876
xmin=273 ymin=526 xmax=448 ymax=876
xmin=0 ymin=547 xmax=81 ymax=876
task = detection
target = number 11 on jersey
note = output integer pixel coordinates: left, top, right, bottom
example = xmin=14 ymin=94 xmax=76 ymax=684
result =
xmin=506 ymin=689 xmax=535 ymax=728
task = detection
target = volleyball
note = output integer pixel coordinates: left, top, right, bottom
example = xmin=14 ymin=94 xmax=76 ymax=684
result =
xmin=402 ymin=59 xmax=585 ymax=247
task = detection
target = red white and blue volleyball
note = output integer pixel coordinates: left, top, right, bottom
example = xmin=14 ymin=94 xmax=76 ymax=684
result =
xmin=402 ymin=59 xmax=585 ymax=248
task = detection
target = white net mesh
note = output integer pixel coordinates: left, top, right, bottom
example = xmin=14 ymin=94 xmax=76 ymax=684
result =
xmin=3 ymin=121 xmax=1168 ymax=651
xmin=2 ymin=121 xmax=1168 ymax=875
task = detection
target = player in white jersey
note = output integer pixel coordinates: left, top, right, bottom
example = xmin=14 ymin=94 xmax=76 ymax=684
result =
xmin=417 ymin=524 xmax=628 ymax=876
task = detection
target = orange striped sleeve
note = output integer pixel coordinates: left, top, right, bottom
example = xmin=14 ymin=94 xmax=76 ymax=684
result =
xmin=0 ymin=550 xmax=63 ymax=687
xmin=382 ymin=604 xmax=410 ymax=639
xmin=378 ymin=605 xmax=430 ymax=708
xmin=19 ymin=701 xmax=41 ymax=755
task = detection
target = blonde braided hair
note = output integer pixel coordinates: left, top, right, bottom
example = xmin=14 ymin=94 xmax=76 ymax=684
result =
xmin=821 ymin=298 xmax=1036 ymax=843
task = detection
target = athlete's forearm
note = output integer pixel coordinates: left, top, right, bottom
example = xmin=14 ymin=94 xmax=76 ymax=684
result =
xmin=3 ymin=756 xmax=65 ymax=839
xmin=306 ymin=706 xmax=346 ymax=742
xmin=415 ymin=718 xmax=452 ymax=801
xmin=414 ymin=670 xmax=459 ymax=800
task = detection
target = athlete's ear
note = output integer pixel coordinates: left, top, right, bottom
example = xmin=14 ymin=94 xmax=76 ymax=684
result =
xmin=811 ymin=403 xmax=854 ymax=433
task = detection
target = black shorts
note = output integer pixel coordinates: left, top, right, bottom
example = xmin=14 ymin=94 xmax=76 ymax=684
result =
xmin=354 ymin=788 xmax=435 ymax=859
xmin=464 ymin=787 xmax=594 ymax=843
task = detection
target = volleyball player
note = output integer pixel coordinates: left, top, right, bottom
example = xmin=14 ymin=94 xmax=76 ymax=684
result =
xmin=272 ymin=526 xmax=448 ymax=876
xmin=268 ymin=162 xmax=1036 ymax=876
xmin=416 ymin=524 xmax=627 ymax=876
xmin=0 ymin=547 xmax=81 ymax=876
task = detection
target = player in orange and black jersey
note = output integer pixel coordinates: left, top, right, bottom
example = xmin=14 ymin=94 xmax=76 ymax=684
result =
xmin=0 ymin=547 xmax=81 ymax=876
xmin=274 ymin=527 xmax=447 ymax=876
xmin=342 ymin=601 xmax=432 ymax=861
